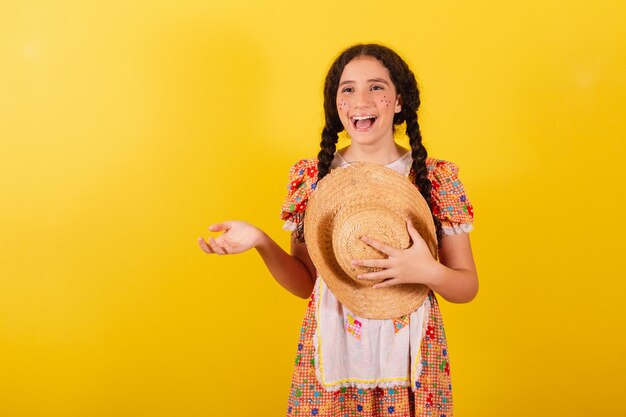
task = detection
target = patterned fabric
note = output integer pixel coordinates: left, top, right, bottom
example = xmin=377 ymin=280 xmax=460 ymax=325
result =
xmin=281 ymin=156 xmax=474 ymax=236
xmin=281 ymin=159 xmax=319 ymax=232
xmin=287 ymin=290 xmax=453 ymax=417
xmin=417 ymin=160 xmax=474 ymax=235
xmin=393 ymin=315 xmax=410 ymax=334
xmin=344 ymin=314 xmax=363 ymax=340
xmin=282 ymin=153 xmax=472 ymax=416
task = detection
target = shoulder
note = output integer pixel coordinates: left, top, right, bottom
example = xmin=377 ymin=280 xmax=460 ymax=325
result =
xmin=425 ymin=156 xmax=460 ymax=180
xmin=423 ymin=156 xmax=464 ymax=191
xmin=286 ymin=158 xmax=319 ymax=195
xmin=425 ymin=156 xmax=475 ymax=234
xmin=288 ymin=158 xmax=319 ymax=181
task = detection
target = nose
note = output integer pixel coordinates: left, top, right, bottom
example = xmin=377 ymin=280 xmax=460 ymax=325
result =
xmin=353 ymin=88 xmax=372 ymax=107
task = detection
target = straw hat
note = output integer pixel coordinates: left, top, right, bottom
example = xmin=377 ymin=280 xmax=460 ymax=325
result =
xmin=304 ymin=161 xmax=438 ymax=319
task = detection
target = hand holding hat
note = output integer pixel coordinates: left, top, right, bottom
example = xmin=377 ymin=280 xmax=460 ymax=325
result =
xmin=352 ymin=219 xmax=440 ymax=289
xmin=304 ymin=161 xmax=439 ymax=319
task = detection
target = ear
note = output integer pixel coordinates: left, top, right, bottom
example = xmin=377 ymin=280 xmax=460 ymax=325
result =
xmin=395 ymin=94 xmax=402 ymax=113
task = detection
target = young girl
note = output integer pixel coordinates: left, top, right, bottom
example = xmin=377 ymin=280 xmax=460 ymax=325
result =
xmin=198 ymin=43 xmax=478 ymax=417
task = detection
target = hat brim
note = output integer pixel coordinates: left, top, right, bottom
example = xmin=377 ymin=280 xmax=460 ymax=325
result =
xmin=304 ymin=162 xmax=438 ymax=319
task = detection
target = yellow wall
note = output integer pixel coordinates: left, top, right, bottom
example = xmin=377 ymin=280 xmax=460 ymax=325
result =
xmin=1 ymin=1 xmax=625 ymax=416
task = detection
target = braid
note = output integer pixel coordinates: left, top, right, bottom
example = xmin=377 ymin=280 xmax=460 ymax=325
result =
xmin=406 ymin=114 xmax=444 ymax=248
xmin=317 ymin=127 xmax=339 ymax=181
xmin=293 ymin=126 xmax=338 ymax=243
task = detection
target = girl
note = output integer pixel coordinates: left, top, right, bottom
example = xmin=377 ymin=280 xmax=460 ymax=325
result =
xmin=198 ymin=43 xmax=478 ymax=417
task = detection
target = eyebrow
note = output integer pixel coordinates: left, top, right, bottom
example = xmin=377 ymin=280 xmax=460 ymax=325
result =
xmin=338 ymin=78 xmax=391 ymax=87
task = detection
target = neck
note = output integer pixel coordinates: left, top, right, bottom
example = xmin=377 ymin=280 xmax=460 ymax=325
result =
xmin=339 ymin=142 xmax=409 ymax=165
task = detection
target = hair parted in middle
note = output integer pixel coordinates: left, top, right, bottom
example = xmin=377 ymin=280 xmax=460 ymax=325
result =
xmin=303 ymin=43 xmax=444 ymax=247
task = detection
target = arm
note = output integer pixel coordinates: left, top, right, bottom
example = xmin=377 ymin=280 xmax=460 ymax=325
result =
xmin=198 ymin=221 xmax=316 ymax=299
xmin=424 ymin=232 xmax=478 ymax=304
xmin=254 ymin=231 xmax=317 ymax=299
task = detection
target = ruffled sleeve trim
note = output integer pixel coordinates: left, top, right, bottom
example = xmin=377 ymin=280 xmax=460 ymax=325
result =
xmin=282 ymin=220 xmax=298 ymax=232
xmin=441 ymin=220 xmax=474 ymax=235
xmin=280 ymin=158 xmax=319 ymax=232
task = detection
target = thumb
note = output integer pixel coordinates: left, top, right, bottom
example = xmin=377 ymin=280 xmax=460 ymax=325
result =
xmin=406 ymin=220 xmax=423 ymax=242
xmin=209 ymin=222 xmax=231 ymax=232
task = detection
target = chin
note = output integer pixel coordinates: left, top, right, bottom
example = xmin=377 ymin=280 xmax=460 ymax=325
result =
xmin=347 ymin=132 xmax=386 ymax=145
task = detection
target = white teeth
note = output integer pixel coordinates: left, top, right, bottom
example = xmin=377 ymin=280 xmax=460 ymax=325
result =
xmin=351 ymin=115 xmax=376 ymax=121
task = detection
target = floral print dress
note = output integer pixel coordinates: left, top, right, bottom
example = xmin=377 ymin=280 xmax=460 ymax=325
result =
xmin=280 ymin=152 xmax=474 ymax=417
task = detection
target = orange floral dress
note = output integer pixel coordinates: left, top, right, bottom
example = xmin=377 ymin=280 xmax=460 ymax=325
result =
xmin=280 ymin=153 xmax=474 ymax=417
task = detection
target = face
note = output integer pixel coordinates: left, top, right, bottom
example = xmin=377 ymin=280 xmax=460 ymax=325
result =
xmin=336 ymin=56 xmax=402 ymax=146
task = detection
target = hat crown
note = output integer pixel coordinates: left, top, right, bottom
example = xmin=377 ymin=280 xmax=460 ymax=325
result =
xmin=305 ymin=162 xmax=438 ymax=319
xmin=333 ymin=206 xmax=410 ymax=285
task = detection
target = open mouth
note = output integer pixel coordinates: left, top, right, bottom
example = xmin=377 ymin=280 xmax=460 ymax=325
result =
xmin=351 ymin=115 xmax=377 ymax=131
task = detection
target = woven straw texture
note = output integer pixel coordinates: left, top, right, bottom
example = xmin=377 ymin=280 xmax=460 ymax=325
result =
xmin=304 ymin=162 xmax=438 ymax=319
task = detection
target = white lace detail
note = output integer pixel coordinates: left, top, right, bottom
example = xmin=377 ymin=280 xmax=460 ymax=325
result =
xmin=282 ymin=220 xmax=297 ymax=232
xmin=442 ymin=222 xmax=473 ymax=235
xmin=312 ymin=375 xmax=412 ymax=391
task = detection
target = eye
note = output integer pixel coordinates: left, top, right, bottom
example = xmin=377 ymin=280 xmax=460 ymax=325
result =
xmin=371 ymin=85 xmax=384 ymax=91
xmin=341 ymin=86 xmax=354 ymax=93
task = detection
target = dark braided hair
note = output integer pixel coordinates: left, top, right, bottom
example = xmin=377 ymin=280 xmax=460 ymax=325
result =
xmin=296 ymin=43 xmax=444 ymax=247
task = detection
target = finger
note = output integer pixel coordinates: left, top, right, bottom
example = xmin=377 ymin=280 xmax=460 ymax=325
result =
xmin=406 ymin=220 xmax=421 ymax=240
xmin=406 ymin=220 xmax=422 ymax=241
xmin=209 ymin=222 xmax=231 ymax=232
xmin=372 ymin=278 xmax=400 ymax=289
xmin=198 ymin=237 xmax=215 ymax=254
xmin=356 ymin=269 xmax=396 ymax=281
xmin=406 ymin=220 xmax=427 ymax=248
xmin=204 ymin=237 xmax=220 ymax=254
xmin=361 ymin=236 xmax=397 ymax=256
xmin=216 ymin=237 xmax=233 ymax=254
xmin=209 ymin=237 xmax=227 ymax=255
xmin=352 ymin=258 xmax=390 ymax=269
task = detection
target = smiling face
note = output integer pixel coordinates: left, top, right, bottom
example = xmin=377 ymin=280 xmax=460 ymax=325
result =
xmin=336 ymin=56 xmax=402 ymax=146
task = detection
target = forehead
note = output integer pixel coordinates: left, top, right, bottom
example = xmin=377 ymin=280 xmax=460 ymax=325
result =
xmin=339 ymin=56 xmax=392 ymax=82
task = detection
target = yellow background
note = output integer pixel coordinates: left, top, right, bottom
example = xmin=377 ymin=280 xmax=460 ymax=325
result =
xmin=1 ymin=0 xmax=625 ymax=416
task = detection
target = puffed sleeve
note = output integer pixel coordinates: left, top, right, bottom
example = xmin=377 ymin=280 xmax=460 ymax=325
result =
xmin=429 ymin=160 xmax=475 ymax=235
xmin=280 ymin=159 xmax=319 ymax=232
